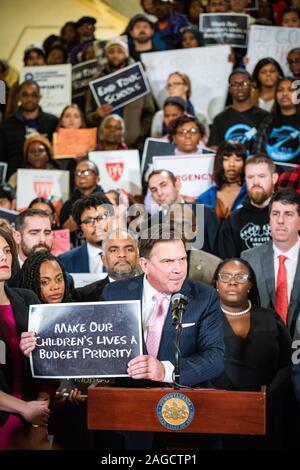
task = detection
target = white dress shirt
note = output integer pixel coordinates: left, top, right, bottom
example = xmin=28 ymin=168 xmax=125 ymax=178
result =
xmin=273 ymin=238 xmax=300 ymax=303
xmin=142 ymin=276 xmax=174 ymax=383
xmin=87 ymin=243 xmax=104 ymax=274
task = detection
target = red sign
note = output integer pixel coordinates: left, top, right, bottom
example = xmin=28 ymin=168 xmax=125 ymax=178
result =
xmin=105 ymin=162 xmax=124 ymax=182
xmin=33 ymin=181 xmax=54 ymax=199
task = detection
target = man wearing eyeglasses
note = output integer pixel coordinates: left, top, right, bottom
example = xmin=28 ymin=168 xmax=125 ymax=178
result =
xmin=59 ymin=192 xmax=113 ymax=274
xmin=208 ymin=69 xmax=269 ymax=154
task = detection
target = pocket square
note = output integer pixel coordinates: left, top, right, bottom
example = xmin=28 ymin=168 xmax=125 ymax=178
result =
xmin=182 ymin=322 xmax=195 ymax=328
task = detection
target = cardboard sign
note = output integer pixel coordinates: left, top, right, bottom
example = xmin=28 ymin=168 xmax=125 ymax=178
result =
xmin=247 ymin=25 xmax=300 ymax=76
xmin=153 ymin=154 xmax=215 ymax=197
xmin=51 ymin=229 xmax=71 ymax=257
xmin=200 ymin=13 xmax=249 ymax=48
xmin=89 ymin=62 xmax=150 ymax=111
xmin=89 ymin=150 xmax=142 ymax=195
xmin=53 ymin=128 xmax=97 ymax=158
xmin=21 ymin=64 xmax=72 ymax=117
xmin=141 ymin=45 xmax=232 ymax=124
xmin=29 ymin=301 xmax=142 ymax=378
xmin=16 ymin=169 xmax=69 ymax=211
xmin=72 ymin=59 xmax=100 ymax=98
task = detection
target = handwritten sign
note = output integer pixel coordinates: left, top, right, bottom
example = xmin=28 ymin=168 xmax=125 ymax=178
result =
xmin=200 ymin=13 xmax=249 ymax=48
xmin=89 ymin=62 xmax=150 ymax=111
xmin=53 ymin=128 xmax=97 ymax=158
xmin=29 ymin=301 xmax=142 ymax=378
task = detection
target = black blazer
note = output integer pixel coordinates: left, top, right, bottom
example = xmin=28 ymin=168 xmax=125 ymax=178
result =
xmin=74 ymin=276 xmax=109 ymax=302
xmin=0 ymin=286 xmax=40 ymax=427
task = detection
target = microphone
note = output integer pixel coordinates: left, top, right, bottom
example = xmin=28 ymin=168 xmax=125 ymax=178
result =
xmin=171 ymin=293 xmax=189 ymax=326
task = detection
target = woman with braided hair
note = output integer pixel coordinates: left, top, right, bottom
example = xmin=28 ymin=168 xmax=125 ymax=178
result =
xmin=19 ymin=251 xmax=72 ymax=304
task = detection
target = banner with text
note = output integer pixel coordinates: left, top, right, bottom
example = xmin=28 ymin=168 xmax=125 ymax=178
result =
xmin=29 ymin=301 xmax=142 ymax=378
xmin=21 ymin=64 xmax=72 ymax=117
xmin=200 ymin=13 xmax=249 ymax=48
xmin=153 ymin=154 xmax=215 ymax=197
xmin=89 ymin=62 xmax=150 ymax=111
xmin=72 ymin=59 xmax=100 ymax=99
xmin=89 ymin=149 xmax=142 ymax=195
xmin=141 ymin=45 xmax=232 ymax=124
xmin=16 ymin=169 xmax=69 ymax=212
xmin=246 ymin=25 xmax=299 ymax=76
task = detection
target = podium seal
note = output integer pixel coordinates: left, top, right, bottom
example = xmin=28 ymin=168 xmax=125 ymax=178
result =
xmin=157 ymin=393 xmax=194 ymax=430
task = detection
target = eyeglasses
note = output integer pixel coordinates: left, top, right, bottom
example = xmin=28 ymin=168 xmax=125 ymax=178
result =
xmin=75 ymin=169 xmax=96 ymax=177
xmin=81 ymin=214 xmax=109 ymax=226
xmin=218 ymin=273 xmax=249 ymax=283
xmin=167 ymin=82 xmax=185 ymax=89
xmin=229 ymin=81 xmax=251 ymax=89
xmin=176 ymin=127 xmax=200 ymax=136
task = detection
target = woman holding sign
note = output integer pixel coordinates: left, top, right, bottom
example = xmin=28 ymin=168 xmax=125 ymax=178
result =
xmin=0 ymin=228 xmax=50 ymax=450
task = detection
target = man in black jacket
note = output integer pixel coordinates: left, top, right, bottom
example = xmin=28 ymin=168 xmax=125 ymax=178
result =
xmin=217 ymin=154 xmax=278 ymax=258
xmin=0 ymin=80 xmax=58 ymax=177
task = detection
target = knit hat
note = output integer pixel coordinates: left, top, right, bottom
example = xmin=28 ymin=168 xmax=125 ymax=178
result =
xmin=128 ymin=14 xmax=155 ymax=31
xmin=76 ymin=16 xmax=96 ymax=28
xmin=164 ymin=96 xmax=187 ymax=111
xmin=23 ymin=134 xmax=53 ymax=158
xmin=104 ymin=38 xmax=129 ymax=57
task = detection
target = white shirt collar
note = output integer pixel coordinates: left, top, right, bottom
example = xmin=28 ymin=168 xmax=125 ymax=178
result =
xmin=87 ymin=242 xmax=102 ymax=256
xmin=143 ymin=275 xmax=171 ymax=302
xmin=273 ymin=237 xmax=300 ymax=260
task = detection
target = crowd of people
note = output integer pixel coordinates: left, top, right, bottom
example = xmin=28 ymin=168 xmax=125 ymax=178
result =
xmin=0 ymin=0 xmax=300 ymax=451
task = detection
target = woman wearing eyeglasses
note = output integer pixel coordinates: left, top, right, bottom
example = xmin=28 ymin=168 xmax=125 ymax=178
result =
xmin=212 ymin=258 xmax=291 ymax=392
xmin=212 ymin=258 xmax=292 ymax=448
xmin=169 ymin=115 xmax=211 ymax=154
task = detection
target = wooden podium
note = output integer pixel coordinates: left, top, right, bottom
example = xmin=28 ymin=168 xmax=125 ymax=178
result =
xmin=88 ymin=387 xmax=266 ymax=435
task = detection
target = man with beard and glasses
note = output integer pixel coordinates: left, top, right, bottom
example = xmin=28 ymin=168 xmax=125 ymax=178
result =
xmin=75 ymin=229 xmax=139 ymax=302
xmin=217 ymin=154 xmax=278 ymax=258
xmin=8 ymin=209 xmax=52 ymax=287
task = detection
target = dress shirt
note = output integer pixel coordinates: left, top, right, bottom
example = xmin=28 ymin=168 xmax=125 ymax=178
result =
xmin=273 ymin=238 xmax=300 ymax=303
xmin=142 ymin=276 xmax=174 ymax=383
xmin=87 ymin=243 xmax=103 ymax=274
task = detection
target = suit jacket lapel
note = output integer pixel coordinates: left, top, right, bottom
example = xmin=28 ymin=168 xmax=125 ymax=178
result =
xmin=288 ymin=253 xmax=300 ymax=330
xmin=261 ymin=242 xmax=276 ymax=309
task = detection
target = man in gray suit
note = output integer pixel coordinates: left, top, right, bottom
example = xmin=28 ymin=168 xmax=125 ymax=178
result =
xmin=242 ymin=189 xmax=300 ymax=338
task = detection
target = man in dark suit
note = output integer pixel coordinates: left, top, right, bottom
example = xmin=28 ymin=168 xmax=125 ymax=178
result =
xmin=75 ymin=229 xmax=139 ymax=302
xmin=102 ymin=223 xmax=224 ymax=387
xmin=242 ymin=189 xmax=300 ymax=339
xmin=59 ymin=193 xmax=113 ymax=274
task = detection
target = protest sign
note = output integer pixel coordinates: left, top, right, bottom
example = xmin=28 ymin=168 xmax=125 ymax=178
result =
xmin=247 ymin=25 xmax=300 ymax=76
xmin=0 ymin=162 xmax=7 ymax=184
xmin=0 ymin=208 xmax=19 ymax=225
xmin=29 ymin=301 xmax=142 ymax=378
xmin=89 ymin=149 xmax=142 ymax=195
xmin=70 ymin=273 xmax=107 ymax=289
xmin=51 ymin=229 xmax=71 ymax=257
xmin=21 ymin=64 xmax=72 ymax=116
xmin=16 ymin=169 xmax=69 ymax=211
xmin=200 ymin=13 xmax=249 ymax=48
xmin=72 ymin=59 xmax=100 ymax=99
xmin=141 ymin=137 xmax=176 ymax=182
xmin=89 ymin=62 xmax=150 ymax=111
xmin=153 ymin=154 xmax=215 ymax=197
xmin=141 ymin=45 xmax=232 ymax=124
xmin=53 ymin=128 xmax=97 ymax=158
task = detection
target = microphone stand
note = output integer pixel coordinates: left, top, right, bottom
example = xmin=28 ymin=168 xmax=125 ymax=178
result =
xmin=173 ymin=302 xmax=185 ymax=390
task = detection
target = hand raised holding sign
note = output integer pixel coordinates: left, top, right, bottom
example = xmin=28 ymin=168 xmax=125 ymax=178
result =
xmin=96 ymin=103 xmax=113 ymax=118
xmin=20 ymin=331 xmax=37 ymax=357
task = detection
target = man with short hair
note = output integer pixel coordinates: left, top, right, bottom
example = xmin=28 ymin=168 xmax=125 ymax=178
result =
xmin=75 ymin=229 xmax=139 ymax=301
xmin=0 ymin=80 xmax=58 ymax=177
xmin=208 ymin=69 xmax=269 ymax=153
xmin=128 ymin=14 xmax=160 ymax=62
xmin=59 ymin=192 xmax=113 ymax=274
xmin=218 ymin=154 xmax=279 ymax=258
xmin=102 ymin=224 xmax=224 ymax=386
xmin=207 ymin=0 xmax=228 ymax=13
xmin=242 ymin=189 xmax=300 ymax=338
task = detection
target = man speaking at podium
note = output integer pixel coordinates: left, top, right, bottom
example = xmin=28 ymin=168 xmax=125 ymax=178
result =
xmin=102 ymin=223 xmax=224 ymax=387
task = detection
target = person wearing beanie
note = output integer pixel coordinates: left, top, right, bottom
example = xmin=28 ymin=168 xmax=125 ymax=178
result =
xmin=8 ymin=133 xmax=58 ymax=190
xmin=127 ymin=14 xmax=163 ymax=62
xmin=85 ymin=37 xmax=155 ymax=151
xmin=181 ymin=26 xmax=204 ymax=48
xmin=151 ymin=95 xmax=187 ymax=138
xmin=70 ymin=16 xmax=97 ymax=65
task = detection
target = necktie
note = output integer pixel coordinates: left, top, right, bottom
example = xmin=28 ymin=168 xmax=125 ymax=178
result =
xmin=146 ymin=292 xmax=166 ymax=358
xmin=276 ymin=255 xmax=288 ymax=323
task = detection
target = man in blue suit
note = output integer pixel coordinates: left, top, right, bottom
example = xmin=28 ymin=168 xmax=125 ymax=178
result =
xmin=102 ymin=223 xmax=224 ymax=387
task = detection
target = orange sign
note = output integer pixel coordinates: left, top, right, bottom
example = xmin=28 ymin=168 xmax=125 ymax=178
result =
xmin=53 ymin=128 xmax=97 ymax=158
